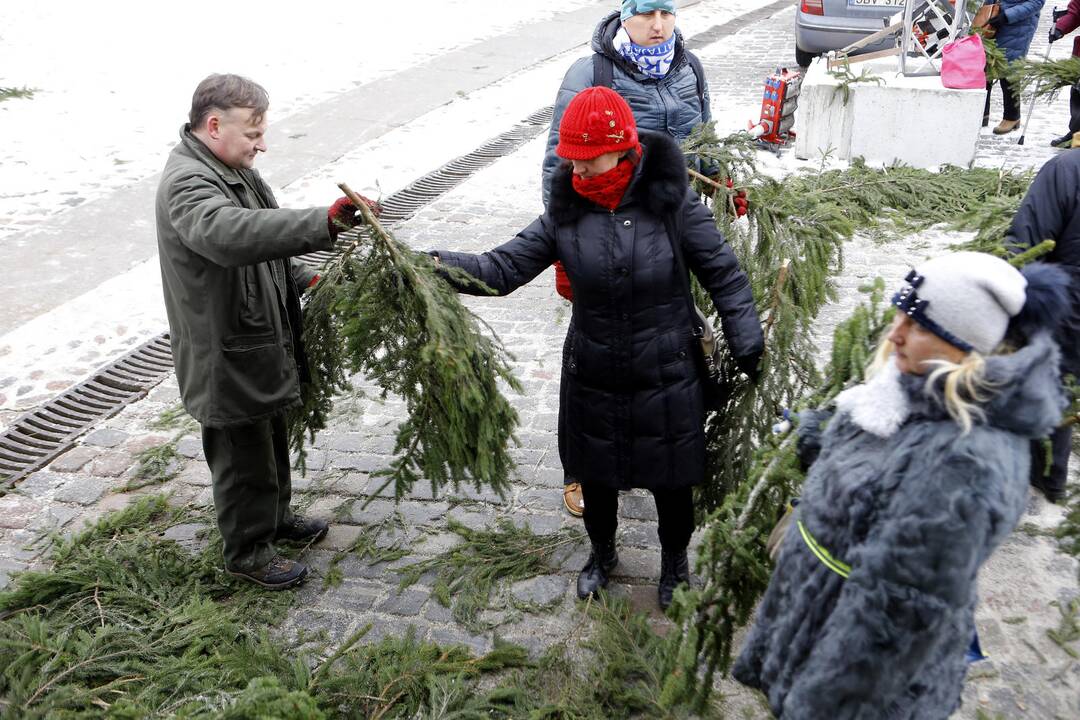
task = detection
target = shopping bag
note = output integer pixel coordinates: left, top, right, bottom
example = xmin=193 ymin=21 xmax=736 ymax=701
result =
xmin=941 ymin=34 xmax=987 ymax=89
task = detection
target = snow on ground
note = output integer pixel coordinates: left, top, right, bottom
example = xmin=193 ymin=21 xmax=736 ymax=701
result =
xmin=0 ymin=0 xmax=781 ymax=425
xmin=0 ymin=0 xmax=598 ymax=240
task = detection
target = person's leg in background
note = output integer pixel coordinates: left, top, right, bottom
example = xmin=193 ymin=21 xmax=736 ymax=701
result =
xmin=577 ymin=481 xmax=619 ymax=598
xmin=992 ymin=78 xmax=1022 ymax=134
xmin=653 ymin=486 xmax=695 ymax=610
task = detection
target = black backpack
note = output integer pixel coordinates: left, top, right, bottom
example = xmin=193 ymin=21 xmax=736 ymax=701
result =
xmin=592 ymin=50 xmax=707 ymax=113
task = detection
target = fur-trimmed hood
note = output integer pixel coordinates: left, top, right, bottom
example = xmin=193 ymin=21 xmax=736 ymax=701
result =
xmin=836 ymin=332 xmax=1066 ymax=440
xmin=546 ymin=129 xmax=689 ymax=225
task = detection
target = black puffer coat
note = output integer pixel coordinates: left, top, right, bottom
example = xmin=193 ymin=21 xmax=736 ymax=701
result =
xmin=1006 ymin=149 xmax=1080 ymax=375
xmin=435 ymin=130 xmax=762 ymax=491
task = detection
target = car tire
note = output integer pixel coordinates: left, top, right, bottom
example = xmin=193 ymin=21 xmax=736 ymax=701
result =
xmin=795 ymin=46 xmax=816 ymax=68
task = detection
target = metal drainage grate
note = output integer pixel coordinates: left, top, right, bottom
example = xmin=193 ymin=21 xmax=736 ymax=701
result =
xmin=0 ymin=107 xmax=554 ymax=492
xmin=0 ymin=335 xmax=174 ymax=488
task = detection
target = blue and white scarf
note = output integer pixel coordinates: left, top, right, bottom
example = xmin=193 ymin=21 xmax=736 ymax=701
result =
xmin=613 ymin=27 xmax=676 ymax=79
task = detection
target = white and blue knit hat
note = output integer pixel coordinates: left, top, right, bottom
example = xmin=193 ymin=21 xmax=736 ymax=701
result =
xmin=892 ymin=252 xmax=1028 ymax=355
xmin=621 ymin=0 xmax=676 ymax=21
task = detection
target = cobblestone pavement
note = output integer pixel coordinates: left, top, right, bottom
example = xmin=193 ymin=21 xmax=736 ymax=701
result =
xmin=1 ymin=3 xmax=1078 ymax=718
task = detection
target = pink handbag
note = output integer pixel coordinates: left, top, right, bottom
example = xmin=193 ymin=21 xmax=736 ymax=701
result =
xmin=941 ymin=34 xmax=987 ymax=90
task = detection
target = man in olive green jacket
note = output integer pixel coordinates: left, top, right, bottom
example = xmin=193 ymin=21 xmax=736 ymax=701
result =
xmin=156 ymin=74 xmax=366 ymax=589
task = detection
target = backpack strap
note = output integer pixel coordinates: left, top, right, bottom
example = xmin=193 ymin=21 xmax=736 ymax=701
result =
xmin=595 ymin=48 xmax=707 ymax=115
xmin=592 ymin=52 xmax=615 ymax=89
xmin=685 ymin=51 xmax=707 ymax=112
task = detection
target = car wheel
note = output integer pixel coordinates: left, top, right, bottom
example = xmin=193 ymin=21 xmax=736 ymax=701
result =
xmin=795 ymin=46 xmax=816 ymax=68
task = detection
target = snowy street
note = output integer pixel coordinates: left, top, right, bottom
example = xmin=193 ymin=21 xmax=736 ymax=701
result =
xmin=1 ymin=1 xmax=1077 ymax=716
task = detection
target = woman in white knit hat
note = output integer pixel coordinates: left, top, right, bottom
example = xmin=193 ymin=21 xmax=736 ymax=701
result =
xmin=733 ymin=252 xmax=1070 ymax=719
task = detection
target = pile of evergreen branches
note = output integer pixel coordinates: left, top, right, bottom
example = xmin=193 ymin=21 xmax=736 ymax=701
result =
xmin=0 ymin=496 xmax=711 ymax=718
xmin=289 ymin=192 xmax=522 ymax=500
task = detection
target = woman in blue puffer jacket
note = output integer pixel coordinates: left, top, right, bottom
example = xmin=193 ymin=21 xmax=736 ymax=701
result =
xmin=984 ymin=0 xmax=1046 ymax=134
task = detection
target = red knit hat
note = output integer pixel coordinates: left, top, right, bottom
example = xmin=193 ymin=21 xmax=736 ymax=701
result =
xmin=556 ymin=86 xmax=639 ymax=160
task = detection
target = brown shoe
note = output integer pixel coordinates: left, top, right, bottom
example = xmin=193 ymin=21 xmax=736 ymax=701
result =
xmin=227 ymin=554 xmax=308 ymax=590
xmin=992 ymin=119 xmax=1020 ymax=135
xmin=563 ymin=482 xmax=584 ymax=517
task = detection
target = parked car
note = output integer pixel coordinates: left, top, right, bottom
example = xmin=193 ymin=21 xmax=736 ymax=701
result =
xmin=795 ymin=0 xmax=905 ymax=67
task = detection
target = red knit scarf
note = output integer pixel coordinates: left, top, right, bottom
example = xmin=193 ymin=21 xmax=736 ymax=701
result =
xmin=571 ymin=150 xmax=640 ymax=210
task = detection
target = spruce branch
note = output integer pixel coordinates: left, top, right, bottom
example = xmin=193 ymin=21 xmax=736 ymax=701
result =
xmin=286 ymin=183 xmax=523 ymax=501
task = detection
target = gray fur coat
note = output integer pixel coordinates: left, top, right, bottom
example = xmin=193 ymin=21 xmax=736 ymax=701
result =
xmin=732 ymin=334 xmax=1066 ymax=719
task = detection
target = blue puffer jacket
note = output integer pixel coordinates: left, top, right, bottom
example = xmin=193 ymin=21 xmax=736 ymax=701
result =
xmin=993 ymin=0 xmax=1045 ymax=61
xmin=733 ymin=334 xmax=1066 ymax=719
xmin=541 ymin=11 xmax=711 ymax=204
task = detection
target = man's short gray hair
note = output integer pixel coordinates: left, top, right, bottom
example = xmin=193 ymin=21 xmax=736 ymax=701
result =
xmin=188 ymin=74 xmax=269 ymax=129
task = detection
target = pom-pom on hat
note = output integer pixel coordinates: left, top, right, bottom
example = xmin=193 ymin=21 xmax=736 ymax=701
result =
xmin=621 ymin=0 xmax=676 ymax=22
xmin=892 ymin=251 xmax=1028 ymax=355
xmin=556 ymin=86 xmax=639 ymax=161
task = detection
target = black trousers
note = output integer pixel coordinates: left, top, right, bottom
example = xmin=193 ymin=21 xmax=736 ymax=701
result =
xmin=580 ymin=482 xmax=695 ymax=552
xmin=1030 ymin=424 xmax=1073 ymax=497
xmin=985 ymin=78 xmax=1021 ymax=122
xmin=201 ymin=413 xmax=294 ymax=572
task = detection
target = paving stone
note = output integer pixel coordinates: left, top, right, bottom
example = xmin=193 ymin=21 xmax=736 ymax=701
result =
xmin=83 ymin=427 xmax=130 ymax=448
xmin=162 ymin=522 xmax=211 ymax=555
xmin=89 ymin=452 xmax=135 ymax=478
xmin=0 ymin=494 xmax=45 ymax=530
xmin=320 ymin=579 xmax=382 ymax=613
xmin=175 ymin=435 xmax=203 ymax=459
xmin=513 ymin=513 xmax=562 ymax=536
xmin=424 ymin=599 xmax=456 ymax=624
xmin=399 ymin=500 xmax=450 ymax=526
xmin=348 ymin=498 xmax=396 ymax=525
xmin=427 ymin=626 xmax=491 ymax=655
xmin=46 ymin=446 xmax=99 ymax=474
xmin=414 ymin=531 xmax=463 ymax=556
xmin=329 ymin=453 xmax=391 ymax=472
xmin=509 ymin=575 xmax=567 ymax=607
xmin=446 ymin=506 xmax=495 ymax=531
xmin=618 ymin=494 xmax=657 ymax=522
xmin=124 ymin=435 xmax=174 ymax=455
xmin=377 ymin=588 xmax=429 ymax=616
xmin=287 ymin=610 xmax=358 ymax=648
xmin=53 ymin=476 xmax=108 ymax=505
xmin=618 ymin=521 xmax=660 ymax=549
xmin=13 ymin=471 xmax=67 ymax=497
xmin=175 ymin=462 xmax=211 ymax=487
xmin=321 ymin=523 xmax=365 ymax=551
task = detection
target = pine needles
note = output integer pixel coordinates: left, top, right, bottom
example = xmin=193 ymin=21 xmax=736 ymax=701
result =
xmin=396 ymin=519 xmax=584 ymax=633
xmin=288 ymin=187 xmax=523 ymax=500
xmin=0 ymin=86 xmax=36 ymax=102
xmin=1007 ymin=55 xmax=1080 ymax=103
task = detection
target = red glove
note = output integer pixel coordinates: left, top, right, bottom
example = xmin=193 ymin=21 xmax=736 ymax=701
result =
xmin=726 ymin=178 xmax=748 ymax=218
xmin=554 ymin=261 xmax=573 ymax=301
xmin=327 ymin=194 xmax=382 ymax=239
xmin=327 ymin=197 xmax=358 ymax=239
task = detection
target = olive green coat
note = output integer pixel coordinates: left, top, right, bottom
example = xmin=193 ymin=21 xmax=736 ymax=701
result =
xmin=155 ymin=125 xmax=332 ymax=427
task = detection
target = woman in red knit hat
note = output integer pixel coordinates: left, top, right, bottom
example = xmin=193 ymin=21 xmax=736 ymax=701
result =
xmin=431 ymin=87 xmax=763 ymax=608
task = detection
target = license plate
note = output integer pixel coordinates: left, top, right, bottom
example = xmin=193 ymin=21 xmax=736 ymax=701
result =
xmin=848 ymin=0 xmax=906 ymax=6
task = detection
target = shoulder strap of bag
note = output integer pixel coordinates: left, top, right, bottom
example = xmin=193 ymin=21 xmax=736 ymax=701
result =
xmin=662 ymin=209 xmax=705 ymax=340
xmin=685 ymin=50 xmax=707 ymax=111
xmin=595 ymin=48 xmax=707 ymax=113
xmin=593 ymin=53 xmax=615 ymax=89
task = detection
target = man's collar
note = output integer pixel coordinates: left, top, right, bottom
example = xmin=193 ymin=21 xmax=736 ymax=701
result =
xmin=179 ymin=123 xmax=245 ymax=185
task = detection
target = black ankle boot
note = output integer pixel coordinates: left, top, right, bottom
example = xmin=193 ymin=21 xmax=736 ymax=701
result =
xmin=658 ymin=548 xmax=690 ymax=610
xmin=577 ymin=539 xmax=618 ymax=599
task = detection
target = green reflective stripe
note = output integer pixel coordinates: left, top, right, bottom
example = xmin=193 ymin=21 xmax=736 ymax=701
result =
xmin=797 ymin=519 xmax=851 ymax=578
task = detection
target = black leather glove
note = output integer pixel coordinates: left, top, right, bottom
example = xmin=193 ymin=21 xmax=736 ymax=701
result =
xmin=989 ymin=12 xmax=1007 ymax=29
xmin=734 ymin=351 xmax=763 ymax=383
xmin=1050 ymin=26 xmax=1064 ymax=44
